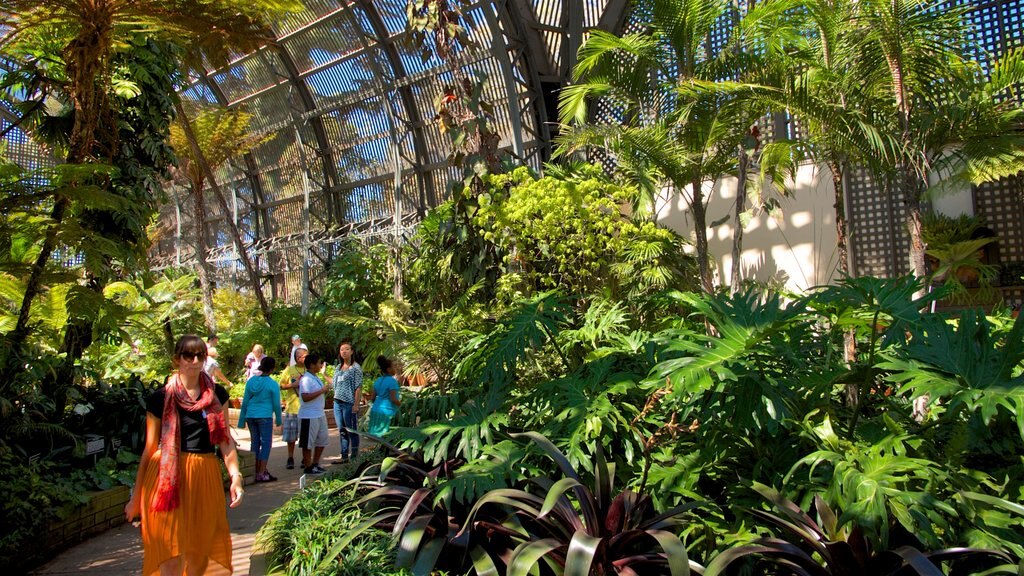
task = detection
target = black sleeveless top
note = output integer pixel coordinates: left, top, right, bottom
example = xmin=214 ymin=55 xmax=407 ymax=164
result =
xmin=145 ymin=385 xmax=230 ymax=453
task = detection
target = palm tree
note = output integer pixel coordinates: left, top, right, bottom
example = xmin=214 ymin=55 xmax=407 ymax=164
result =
xmin=169 ymin=106 xmax=272 ymax=333
xmin=852 ymin=0 xmax=1024 ymax=287
xmin=0 ymin=0 xmax=293 ymax=353
xmin=557 ymin=0 xmax=764 ymax=294
xmin=854 ymin=0 xmax=971 ymax=282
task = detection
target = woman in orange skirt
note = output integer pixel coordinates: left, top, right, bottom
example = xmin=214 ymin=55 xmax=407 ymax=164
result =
xmin=125 ymin=335 xmax=244 ymax=575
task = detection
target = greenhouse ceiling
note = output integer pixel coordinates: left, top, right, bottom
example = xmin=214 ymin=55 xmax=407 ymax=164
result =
xmin=0 ymin=0 xmax=1020 ymax=304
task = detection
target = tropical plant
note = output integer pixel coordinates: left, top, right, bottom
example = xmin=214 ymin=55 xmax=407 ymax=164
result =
xmin=557 ymin=0 xmax=780 ymax=294
xmin=853 ymin=0 xmax=1024 ymax=283
xmin=318 ymin=240 xmax=392 ymax=316
xmin=170 ymin=104 xmax=273 ymax=330
xmin=882 ymin=311 xmax=1024 ymax=442
xmin=256 ymin=451 xmax=414 ymax=576
xmin=471 ymin=166 xmax=693 ymax=299
xmin=456 ymin=432 xmax=705 ymax=576
xmin=0 ymin=36 xmax=181 ymax=421
xmin=746 ymin=0 xmax=893 ymax=282
xmin=0 ymin=0 xmax=294 ymax=362
xmin=705 ymin=483 xmax=1016 ymax=575
xmin=786 ymin=414 xmax=954 ymax=549
xmin=320 ymin=438 xmax=522 ymax=575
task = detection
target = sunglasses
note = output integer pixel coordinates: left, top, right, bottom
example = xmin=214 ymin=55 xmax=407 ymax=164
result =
xmin=179 ymin=352 xmax=207 ymax=362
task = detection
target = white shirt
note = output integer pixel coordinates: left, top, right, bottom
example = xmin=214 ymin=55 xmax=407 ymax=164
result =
xmin=289 ymin=343 xmax=308 ymax=366
xmin=297 ymin=372 xmax=325 ymax=418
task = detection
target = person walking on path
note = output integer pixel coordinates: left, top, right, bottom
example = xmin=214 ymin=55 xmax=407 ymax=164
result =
xmin=124 ymin=334 xmax=244 ymax=576
xmin=278 ymin=348 xmax=307 ymax=470
xmin=367 ymin=355 xmax=402 ymax=437
xmin=332 ymin=340 xmax=363 ymax=463
xmin=238 ymin=356 xmax=283 ymax=482
xmin=298 ymin=352 xmax=330 ymax=474
xmin=243 ymin=344 xmax=265 ymax=378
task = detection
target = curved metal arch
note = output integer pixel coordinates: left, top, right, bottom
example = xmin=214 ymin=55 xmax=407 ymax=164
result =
xmin=197 ymin=78 xmax=274 ymax=243
xmin=350 ymin=0 xmax=435 ymax=214
xmin=270 ymin=44 xmax=344 ymax=220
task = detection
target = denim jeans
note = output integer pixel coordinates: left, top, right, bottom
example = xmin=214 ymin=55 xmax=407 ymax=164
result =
xmin=334 ymin=400 xmax=359 ymax=458
xmin=247 ymin=417 xmax=273 ymax=461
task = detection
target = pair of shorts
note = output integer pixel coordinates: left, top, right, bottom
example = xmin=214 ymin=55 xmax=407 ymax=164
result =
xmin=299 ymin=414 xmax=329 ymax=449
xmin=282 ymin=413 xmax=299 ymax=443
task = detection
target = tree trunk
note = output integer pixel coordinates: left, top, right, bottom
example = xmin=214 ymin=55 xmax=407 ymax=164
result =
xmin=9 ymin=197 xmax=69 ymax=353
xmin=192 ymin=185 xmax=218 ymax=335
xmin=906 ymin=196 xmax=928 ymax=279
xmin=50 ymin=283 xmax=100 ymax=418
xmin=730 ymin=148 xmax=749 ymax=294
xmin=162 ymin=318 xmax=176 ymax=357
xmin=887 ymin=53 xmax=929 ymax=289
xmin=8 ymin=19 xmax=111 ymax=357
xmin=830 ymin=160 xmax=851 ymax=277
xmin=175 ymin=100 xmax=272 ymax=326
xmin=692 ymin=178 xmax=714 ymax=294
xmin=830 ymin=159 xmax=859 ymax=401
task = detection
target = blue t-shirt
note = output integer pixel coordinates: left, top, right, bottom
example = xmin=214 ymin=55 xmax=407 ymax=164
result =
xmin=238 ymin=374 xmax=282 ymax=426
xmin=298 ymin=372 xmax=326 ymax=418
xmin=370 ymin=375 xmax=400 ymax=416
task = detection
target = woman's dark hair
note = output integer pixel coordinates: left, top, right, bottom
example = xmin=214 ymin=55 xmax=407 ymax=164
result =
xmin=174 ymin=335 xmax=208 ymax=361
xmin=377 ymin=355 xmax=393 ymax=373
xmin=258 ymin=356 xmax=276 ymax=374
xmin=339 ymin=339 xmax=363 ymax=365
xmin=304 ymin=352 xmax=321 ymax=369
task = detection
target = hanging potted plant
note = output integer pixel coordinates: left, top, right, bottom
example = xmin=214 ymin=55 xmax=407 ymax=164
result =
xmin=923 ymin=213 xmax=1000 ymax=305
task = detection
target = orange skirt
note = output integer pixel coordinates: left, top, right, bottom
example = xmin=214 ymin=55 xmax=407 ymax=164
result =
xmin=139 ymin=451 xmax=233 ymax=575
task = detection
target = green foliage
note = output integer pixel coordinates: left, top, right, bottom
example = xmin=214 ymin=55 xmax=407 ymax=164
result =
xmin=264 ymin=266 xmax=1024 ymax=574
xmin=169 ymin=106 xmax=268 ymax=190
xmin=471 ymin=166 xmax=693 ymax=298
xmin=317 ymin=241 xmax=392 ymax=315
xmin=787 ymin=415 xmax=953 ymax=548
xmin=921 ymin=213 xmax=989 ymax=249
xmin=882 ymin=312 xmax=1024 ymax=440
xmin=0 ymin=447 xmax=140 ymax=573
xmin=257 ymin=451 xmax=413 ymax=576
xmin=705 ymin=483 xmax=1015 ymax=576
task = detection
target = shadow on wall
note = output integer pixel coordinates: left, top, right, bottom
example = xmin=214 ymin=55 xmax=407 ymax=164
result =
xmin=655 ymin=163 xmax=842 ymax=292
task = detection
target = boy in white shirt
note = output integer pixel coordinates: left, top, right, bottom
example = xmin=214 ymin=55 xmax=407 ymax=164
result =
xmin=298 ymin=352 xmax=330 ymax=474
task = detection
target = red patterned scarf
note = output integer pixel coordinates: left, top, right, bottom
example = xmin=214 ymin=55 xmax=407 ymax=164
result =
xmin=152 ymin=372 xmax=228 ymax=512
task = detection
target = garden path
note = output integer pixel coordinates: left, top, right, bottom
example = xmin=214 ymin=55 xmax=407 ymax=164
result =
xmin=32 ymin=425 xmax=346 ymax=576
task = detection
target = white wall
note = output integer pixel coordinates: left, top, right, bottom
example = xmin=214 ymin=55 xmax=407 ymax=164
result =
xmin=656 ymin=164 xmax=840 ymax=293
xmin=656 ymin=164 xmax=978 ymax=292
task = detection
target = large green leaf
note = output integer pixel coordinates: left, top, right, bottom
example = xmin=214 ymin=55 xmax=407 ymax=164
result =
xmin=508 ymin=538 xmax=564 ymax=576
xmin=565 ymin=531 xmax=602 ymax=576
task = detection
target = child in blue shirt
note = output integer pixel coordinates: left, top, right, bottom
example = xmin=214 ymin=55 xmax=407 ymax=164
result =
xmin=367 ymin=355 xmax=401 ymax=436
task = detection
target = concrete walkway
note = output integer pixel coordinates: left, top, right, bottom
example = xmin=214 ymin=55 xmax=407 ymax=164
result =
xmin=33 ymin=425 xmax=348 ymax=576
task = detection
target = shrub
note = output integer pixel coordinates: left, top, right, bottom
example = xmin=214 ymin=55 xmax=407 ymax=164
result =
xmin=256 ymin=451 xmax=411 ymax=576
